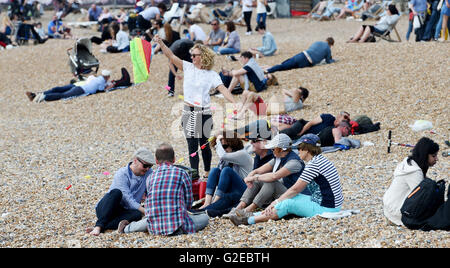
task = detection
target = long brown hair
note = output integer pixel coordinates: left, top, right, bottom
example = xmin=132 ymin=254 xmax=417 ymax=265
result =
xmin=163 ymin=22 xmax=173 ymax=44
xmin=210 ymin=131 xmax=244 ymax=152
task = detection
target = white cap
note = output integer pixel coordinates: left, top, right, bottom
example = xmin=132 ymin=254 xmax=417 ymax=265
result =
xmin=264 ymin=134 xmax=292 ymax=151
xmin=136 ymin=1 xmax=145 ymax=7
xmin=101 ymin=69 xmax=111 ymax=76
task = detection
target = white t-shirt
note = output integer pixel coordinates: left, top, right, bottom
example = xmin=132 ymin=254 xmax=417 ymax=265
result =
xmin=189 ymin=24 xmax=207 ymax=41
xmin=242 ymin=0 xmax=254 ymax=12
xmin=256 ymin=0 xmax=267 ymax=14
xmin=182 ymin=61 xmax=223 ymax=107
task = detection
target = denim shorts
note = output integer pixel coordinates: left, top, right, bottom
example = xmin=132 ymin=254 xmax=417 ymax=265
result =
xmin=275 ymin=193 xmax=341 ymax=218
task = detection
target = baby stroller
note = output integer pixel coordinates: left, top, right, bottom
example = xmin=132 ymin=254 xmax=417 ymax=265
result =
xmin=67 ymin=38 xmax=99 ymax=80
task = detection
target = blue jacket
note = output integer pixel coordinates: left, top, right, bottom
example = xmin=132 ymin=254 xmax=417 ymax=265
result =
xmin=305 ymin=41 xmax=335 ymax=65
xmin=257 ymin=32 xmax=277 ymax=56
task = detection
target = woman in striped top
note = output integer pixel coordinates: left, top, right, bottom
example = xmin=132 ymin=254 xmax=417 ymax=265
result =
xmin=230 ymin=133 xmax=343 ymax=226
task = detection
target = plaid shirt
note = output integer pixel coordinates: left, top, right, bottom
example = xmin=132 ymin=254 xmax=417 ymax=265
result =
xmin=145 ymin=163 xmax=194 ymax=235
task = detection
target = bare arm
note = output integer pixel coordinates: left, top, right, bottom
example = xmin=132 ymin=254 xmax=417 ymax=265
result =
xmin=154 ymin=34 xmax=184 ymax=71
xmin=298 ymin=116 xmax=323 ymax=136
xmin=216 ymin=84 xmax=236 ymax=104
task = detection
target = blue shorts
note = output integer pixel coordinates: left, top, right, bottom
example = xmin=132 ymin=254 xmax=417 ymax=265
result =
xmin=275 ymin=194 xmax=341 ymax=218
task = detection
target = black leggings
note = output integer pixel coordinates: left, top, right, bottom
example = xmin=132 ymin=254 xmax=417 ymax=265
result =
xmin=95 ymin=189 xmax=142 ymax=231
xmin=243 ymin=11 xmax=252 ymax=32
xmin=181 ymin=106 xmax=213 ymax=173
xmin=186 ymin=136 xmax=212 ymax=173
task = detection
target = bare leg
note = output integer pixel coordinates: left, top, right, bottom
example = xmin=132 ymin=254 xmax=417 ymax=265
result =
xmin=348 ymin=26 xmax=365 ymax=42
xmin=227 ymin=75 xmax=241 ymax=93
xmin=359 ymin=26 xmax=372 ymax=43
xmin=245 ymin=203 xmax=259 ymax=212
xmin=199 ymin=194 xmax=213 ymax=209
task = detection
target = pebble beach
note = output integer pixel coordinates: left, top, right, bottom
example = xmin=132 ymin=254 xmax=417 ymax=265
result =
xmin=0 ymin=8 xmax=449 ymax=248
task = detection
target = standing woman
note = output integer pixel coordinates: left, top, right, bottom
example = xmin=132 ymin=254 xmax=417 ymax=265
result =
xmin=153 ymin=35 xmax=237 ymax=178
xmin=242 ymin=0 xmax=255 ymax=35
xmin=255 ymin=0 xmax=267 ymax=29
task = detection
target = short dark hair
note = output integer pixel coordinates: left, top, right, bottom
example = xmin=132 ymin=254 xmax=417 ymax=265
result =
xmin=407 ymin=137 xmax=439 ymax=176
xmin=388 ymin=4 xmax=399 ymax=15
xmin=225 ymin=21 xmax=235 ymax=32
xmin=326 ymin=37 xmax=334 ymax=46
xmin=157 ymin=3 xmax=167 ymax=12
xmin=155 ymin=143 xmax=175 ymax=163
xmin=298 ymin=143 xmax=321 ymax=156
xmin=299 ymin=87 xmax=309 ymax=100
xmin=240 ymin=51 xmax=253 ymax=59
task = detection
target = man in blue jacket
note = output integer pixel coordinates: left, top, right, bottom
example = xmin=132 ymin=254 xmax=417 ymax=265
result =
xmin=86 ymin=147 xmax=155 ymax=236
xmin=265 ymin=37 xmax=335 ymax=74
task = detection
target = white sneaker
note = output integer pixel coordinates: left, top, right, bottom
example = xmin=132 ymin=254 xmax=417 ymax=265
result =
xmin=245 ymin=31 xmax=252 ymax=35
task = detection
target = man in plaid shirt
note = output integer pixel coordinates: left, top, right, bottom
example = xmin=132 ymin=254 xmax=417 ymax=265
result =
xmin=118 ymin=143 xmax=209 ymax=235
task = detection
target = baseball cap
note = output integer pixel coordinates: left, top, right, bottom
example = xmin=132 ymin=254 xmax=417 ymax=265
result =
xmin=133 ymin=147 xmax=156 ymax=165
xmin=264 ymin=133 xmax=291 ymax=150
xmin=101 ymin=69 xmax=111 ymax=76
xmin=292 ymin=134 xmax=321 ymax=147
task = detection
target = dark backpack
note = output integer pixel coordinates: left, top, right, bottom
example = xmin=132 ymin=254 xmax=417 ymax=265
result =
xmin=400 ymin=178 xmax=445 ymax=229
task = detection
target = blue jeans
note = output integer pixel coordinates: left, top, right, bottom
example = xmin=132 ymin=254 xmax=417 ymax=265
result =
xmin=206 ymin=167 xmax=247 ymax=198
xmin=422 ymin=1 xmax=440 ymax=40
xmin=267 ymin=52 xmax=312 ymax=73
xmin=434 ymin=8 xmax=450 ymax=39
xmin=406 ymin=19 xmax=413 ymax=41
xmin=43 ymin=84 xmax=85 ymax=101
xmin=219 ymin=47 xmax=240 ymax=55
xmin=256 ymin=13 xmax=267 ymax=28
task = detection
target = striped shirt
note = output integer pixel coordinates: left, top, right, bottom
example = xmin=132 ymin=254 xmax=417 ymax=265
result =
xmin=145 ymin=163 xmax=194 ymax=235
xmin=299 ymin=154 xmax=343 ymax=208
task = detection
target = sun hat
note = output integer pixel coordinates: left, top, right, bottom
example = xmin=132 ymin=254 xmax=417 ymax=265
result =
xmin=133 ymin=147 xmax=156 ymax=165
xmin=292 ymin=134 xmax=321 ymax=147
xmin=264 ymin=133 xmax=291 ymax=150
xmin=101 ymin=69 xmax=111 ymax=76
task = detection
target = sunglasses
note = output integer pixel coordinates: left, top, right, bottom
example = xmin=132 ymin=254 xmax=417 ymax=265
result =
xmin=137 ymin=158 xmax=153 ymax=169
xmin=191 ymin=53 xmax=201 ymax=58
xmin=211 ymin=23 xmax=218 ymax=26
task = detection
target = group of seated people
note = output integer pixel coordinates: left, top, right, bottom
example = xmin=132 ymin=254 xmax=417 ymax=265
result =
xmin=85 ymin=119 xmax=448 ymax=237
xmin=86 ymin=129 xmax=346 ymax=236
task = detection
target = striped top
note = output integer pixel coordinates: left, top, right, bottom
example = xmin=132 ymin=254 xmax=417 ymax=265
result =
xmin=299 ymin=154 xmax=343 ymax=208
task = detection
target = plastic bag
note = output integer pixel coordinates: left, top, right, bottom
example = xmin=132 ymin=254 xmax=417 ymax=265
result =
xmin=409 ymin=120 xmax=433 ymax=132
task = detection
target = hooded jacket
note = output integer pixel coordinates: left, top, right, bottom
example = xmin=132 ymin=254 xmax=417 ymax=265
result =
xmin=383 ymin=157 xmax=424 ymax=226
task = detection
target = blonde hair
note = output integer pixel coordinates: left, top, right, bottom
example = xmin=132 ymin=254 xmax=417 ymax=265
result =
xmin=192 ymin=43 xmax=215 ymax=70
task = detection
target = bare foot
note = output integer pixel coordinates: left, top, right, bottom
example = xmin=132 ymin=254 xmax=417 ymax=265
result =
xmin=87 ymin=226 xmax=101 ymax=236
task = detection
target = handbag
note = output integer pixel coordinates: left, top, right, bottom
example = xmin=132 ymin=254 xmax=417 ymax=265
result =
xmin=265 ymin=4 xmax=271 ymax=13
xmin=413 ymin=15 xmax=423 ymax=29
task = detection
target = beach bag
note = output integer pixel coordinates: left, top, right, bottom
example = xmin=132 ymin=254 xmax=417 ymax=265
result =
xmin=265 ymin=4 xmax=271 ymax=13
xmin=400 ymin=178 xmax=445 ymax=229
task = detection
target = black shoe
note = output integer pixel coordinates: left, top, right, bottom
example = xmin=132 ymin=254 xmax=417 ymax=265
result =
xmin=113 ymin=68 xmax=132 ymax=87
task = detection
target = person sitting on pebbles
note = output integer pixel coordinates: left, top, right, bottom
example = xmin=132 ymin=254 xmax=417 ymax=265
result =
xmin=217 ymin=51 xmax=278 ymax=95
xmin=229 ymin=134 xmax=343 ymax=226
xmin=117 ymin=143 xmax=209 ymax=235
xmin=86 ymin=147 xmax=156 ymax=236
